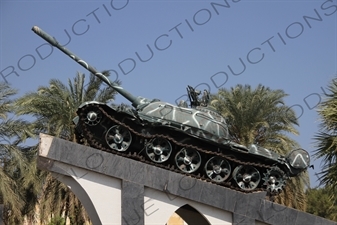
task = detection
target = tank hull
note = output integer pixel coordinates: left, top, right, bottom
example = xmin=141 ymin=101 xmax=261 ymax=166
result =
xmin=74 ymin=101 xmax=310 ymax=195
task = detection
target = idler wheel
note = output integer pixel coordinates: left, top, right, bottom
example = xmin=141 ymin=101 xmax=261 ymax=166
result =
xmin=105 ymin=125 xmax=132 ymax=152
xmin=175 ymin=148 xmax=201 ymax=173
xmin=233 ymin=165 xmax=261 ymax=191
xmin=146 ymin=138 xmax=172 ymax=163
xmin=204 ymin=156 xmax=231 ymax=182
xmin=85 ymin=110 xmax=102 ymax=126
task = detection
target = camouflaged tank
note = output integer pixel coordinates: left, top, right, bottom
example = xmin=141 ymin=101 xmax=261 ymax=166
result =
xmin=32 ymin=26 xmax=311 ymax=195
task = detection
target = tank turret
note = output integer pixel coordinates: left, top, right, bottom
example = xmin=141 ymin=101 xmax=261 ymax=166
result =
xmin=32 ymin=26 xmax=311 ymax=196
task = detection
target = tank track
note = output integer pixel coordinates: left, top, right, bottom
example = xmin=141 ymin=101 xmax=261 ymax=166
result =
xmin=77 ymin=103 xmax=288 ymax=195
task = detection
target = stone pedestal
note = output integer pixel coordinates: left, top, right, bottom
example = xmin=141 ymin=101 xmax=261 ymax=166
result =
xmin=38 ymin=134 xmax=337 ymax=225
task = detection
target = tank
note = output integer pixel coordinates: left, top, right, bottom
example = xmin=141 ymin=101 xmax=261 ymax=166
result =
xmin=32 ymin=26 xmax=311 ymax=195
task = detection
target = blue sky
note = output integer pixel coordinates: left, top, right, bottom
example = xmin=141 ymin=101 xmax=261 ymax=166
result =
xmin=1 ymin=0 xmax=336 ymax=187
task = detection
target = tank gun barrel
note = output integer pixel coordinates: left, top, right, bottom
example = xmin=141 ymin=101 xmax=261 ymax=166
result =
xmin=31 ymin=26 xmax=141 ymax=108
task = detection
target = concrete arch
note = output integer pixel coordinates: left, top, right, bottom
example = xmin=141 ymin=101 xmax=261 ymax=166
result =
xmin=52 ymin=171 xmax=101 ymax=225
xmin=144 ymin=188 xmax=231 ymax=225
xmin=41 ymin=158 xmax=122 ymax=225
xmin=175 ymin=204 xmax=212 ymax=225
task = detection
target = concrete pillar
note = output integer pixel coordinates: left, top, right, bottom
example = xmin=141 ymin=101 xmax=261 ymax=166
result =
xmin=121 ymin=181 xmax=144 ymax=225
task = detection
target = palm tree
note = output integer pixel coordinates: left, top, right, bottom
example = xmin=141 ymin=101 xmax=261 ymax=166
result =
xmin=16 ymin=71 xmax=119 ymax=141
xmin=314 ymin=77 xmax=337 ymax=202
xmin=15 ymin=71 xmax=120 ymax=224
xmin=306 ymin=186 xmax=337 ymax=221
xmin=211 ymin=84 xmax=309 ymax=210
xmin=0 ymin=82 xmax=36 ymax=224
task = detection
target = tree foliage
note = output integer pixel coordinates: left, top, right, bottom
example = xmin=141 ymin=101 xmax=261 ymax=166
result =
xmin=306 ymin=187 xmax=337 ymax=221
xmin=211 ymin=84 xmax=299 ymax=149
xmin=0 ymin=82 xmax=36 ymax=224
xmin=16 ymin=71 xmax=119 ymax=141
xmin=15 ymin=71 xmax=120 ymax=224
xmin=314 ymin=77 xmax=337 ymax=190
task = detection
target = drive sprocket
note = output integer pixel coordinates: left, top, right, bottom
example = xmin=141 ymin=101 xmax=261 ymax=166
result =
xmin=262 ymin=166 xmax=287 ymax=194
